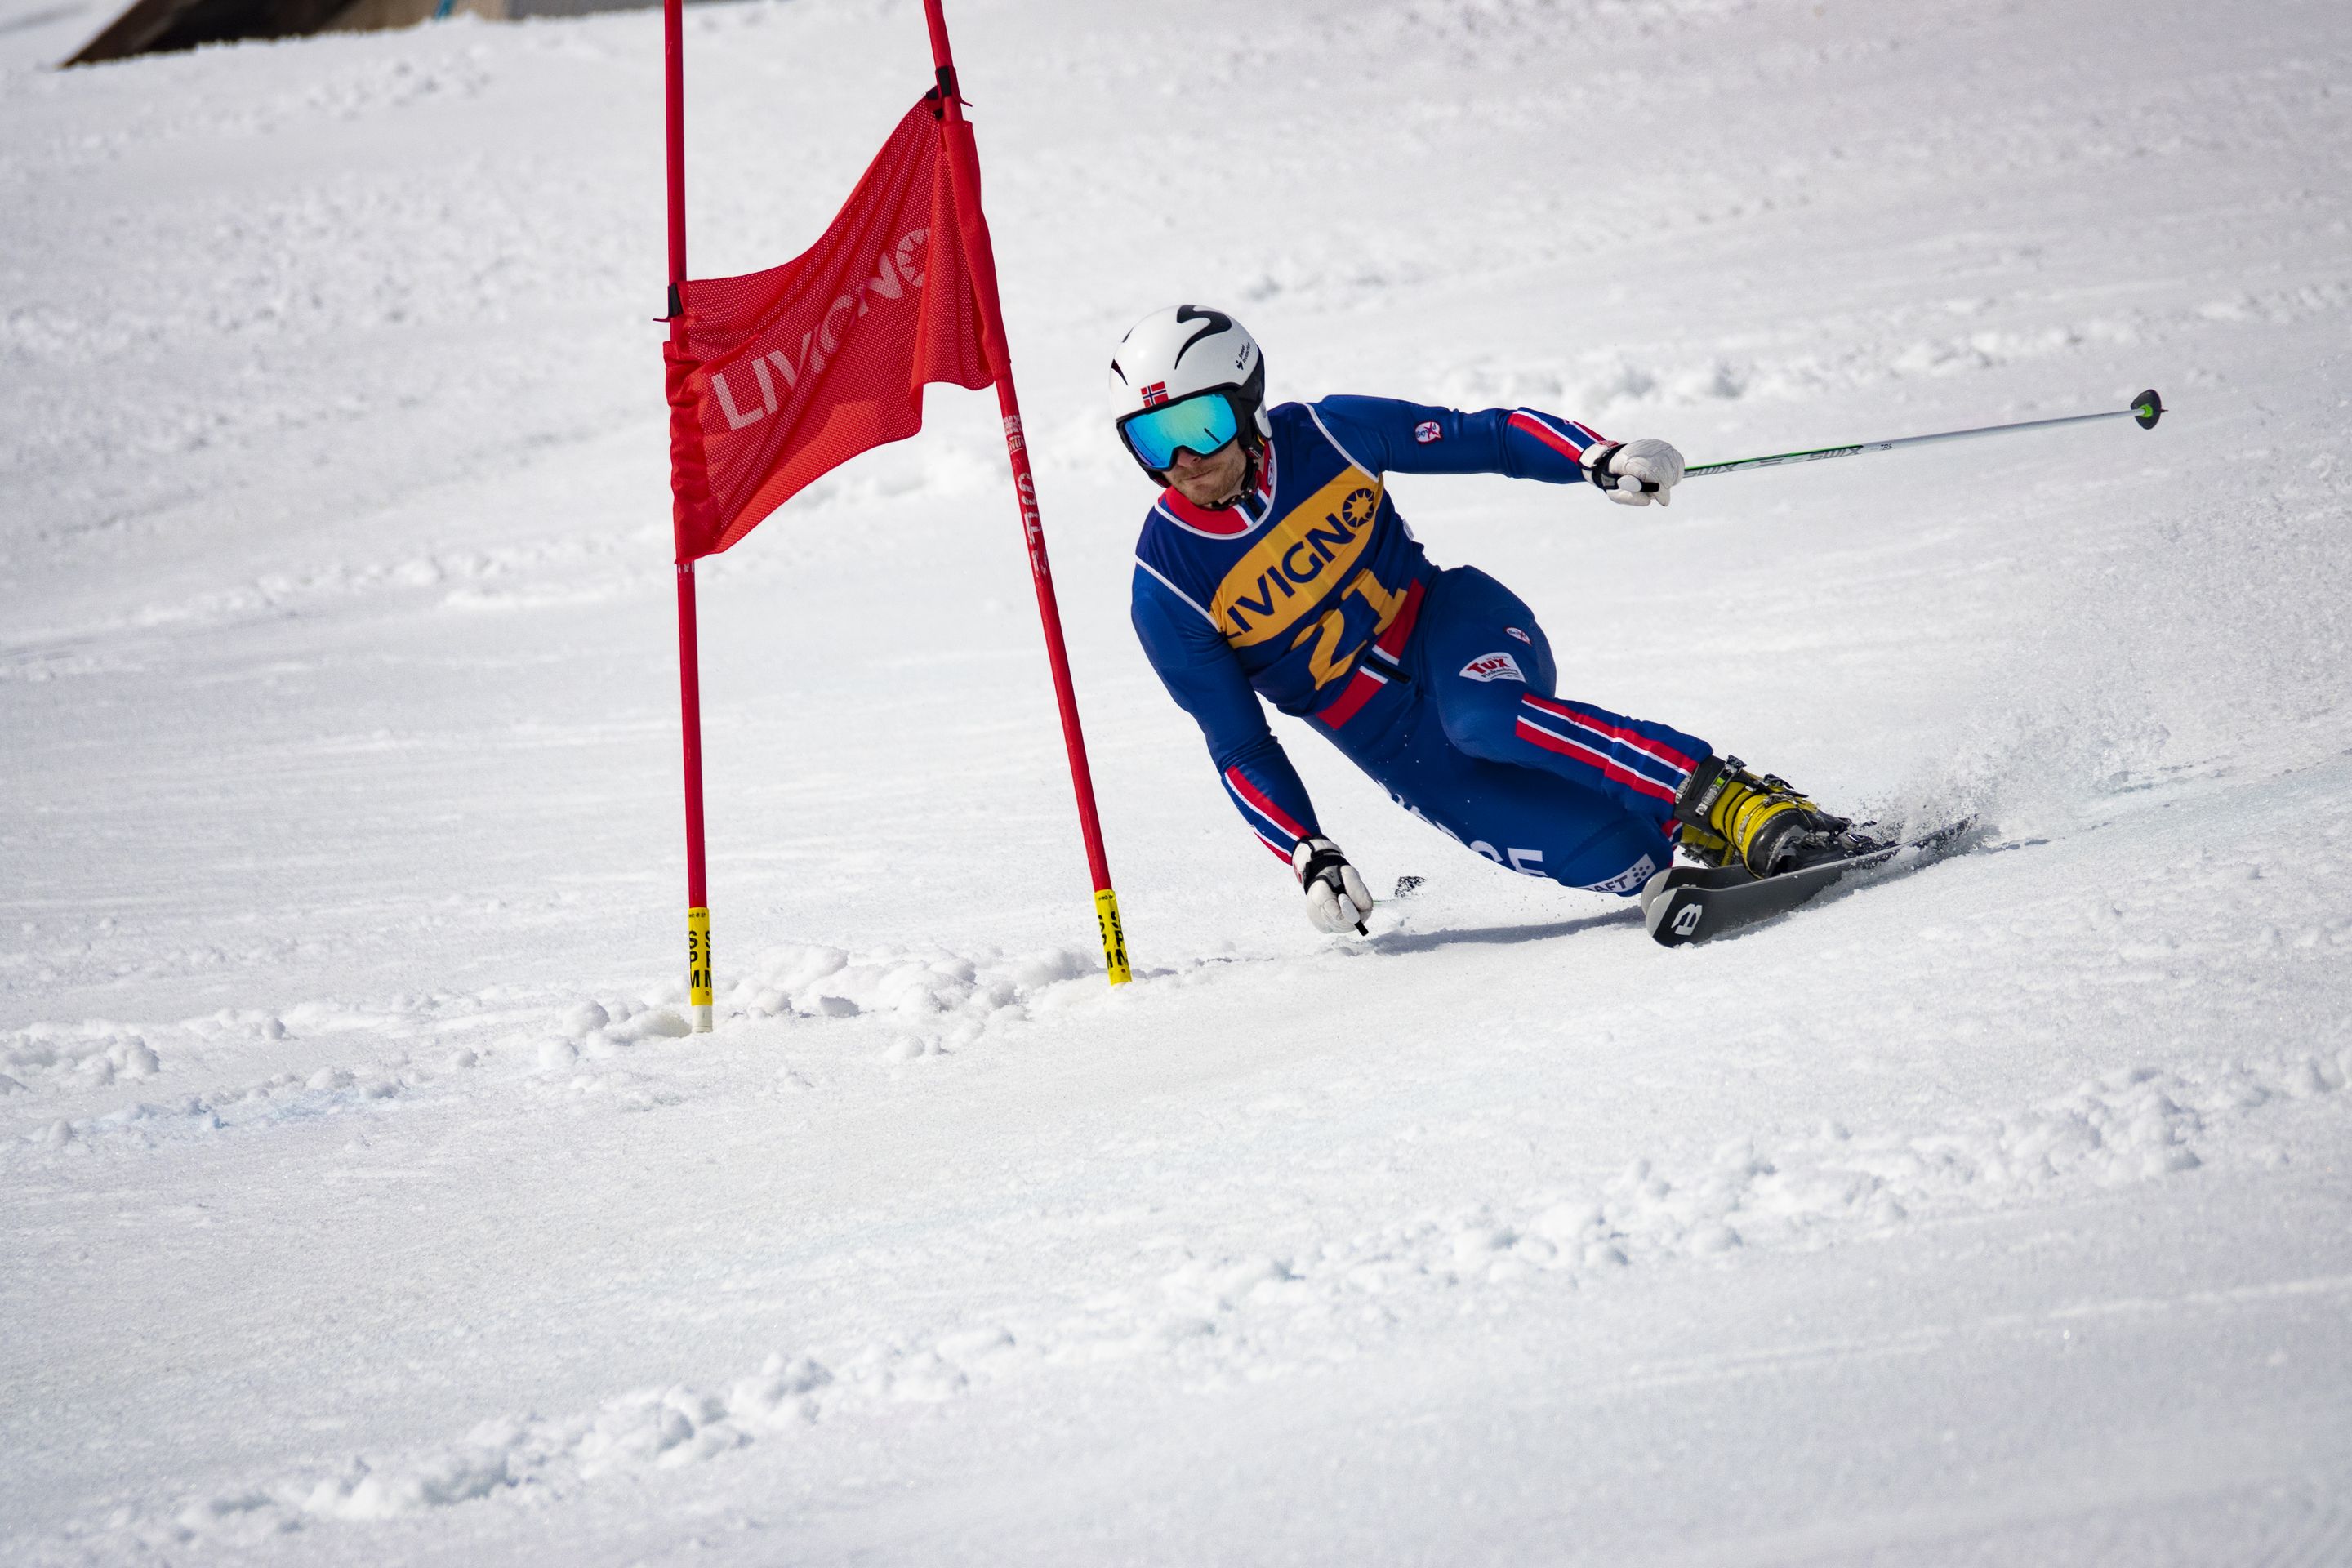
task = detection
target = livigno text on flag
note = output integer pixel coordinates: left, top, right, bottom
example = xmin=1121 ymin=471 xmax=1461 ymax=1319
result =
xmin=708 ymin=227 xmax=933 ymax=430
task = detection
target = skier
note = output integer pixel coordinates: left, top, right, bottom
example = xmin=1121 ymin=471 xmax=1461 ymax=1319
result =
xmin=1112 ymin=304 xmax=1882 ymax=933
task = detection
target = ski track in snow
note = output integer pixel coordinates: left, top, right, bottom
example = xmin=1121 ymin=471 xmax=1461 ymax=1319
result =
xmin=16 ymin=806 xmax=2352 ymax=1557
xmin=37 ymin=1039 xmax=2352 ymax=1556
xmin=15 ymin=783 xmax=2352 ymax=1159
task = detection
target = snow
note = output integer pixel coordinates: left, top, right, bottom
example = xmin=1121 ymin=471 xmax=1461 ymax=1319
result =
xmin=5 ymin=0 xmax=2351 ymax=1561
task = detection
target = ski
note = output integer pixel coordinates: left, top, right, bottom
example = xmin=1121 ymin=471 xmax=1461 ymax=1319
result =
xmin=1638 ymin=818 xmax=1980 ymax=947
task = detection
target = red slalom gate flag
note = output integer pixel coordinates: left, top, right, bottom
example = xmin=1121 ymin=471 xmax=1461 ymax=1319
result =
xmin=665 ymin=94 xmax=996 ymax=561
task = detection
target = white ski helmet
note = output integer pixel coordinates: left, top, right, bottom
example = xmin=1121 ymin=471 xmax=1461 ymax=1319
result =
xmin=1107 ymin=305 xmax=1270 ymax=479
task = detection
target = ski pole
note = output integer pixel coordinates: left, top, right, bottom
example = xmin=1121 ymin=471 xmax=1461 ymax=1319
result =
xmin=1677 ymin=389 xmax=2163 ymax=481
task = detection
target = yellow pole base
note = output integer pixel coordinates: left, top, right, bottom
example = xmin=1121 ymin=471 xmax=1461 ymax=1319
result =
xmin=688 ymin=906 xmax=713 ymax=1032
xmin=1094 ymin=888 xmax=1132 ymax=986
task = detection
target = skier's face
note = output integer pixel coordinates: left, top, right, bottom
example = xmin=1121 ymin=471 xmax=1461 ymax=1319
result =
xmin=1164 ymin=438 xmax=1248 ymax=507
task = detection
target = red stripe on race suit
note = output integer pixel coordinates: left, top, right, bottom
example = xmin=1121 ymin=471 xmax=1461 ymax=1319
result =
xmin=1513 ymin=715 xmax=1681 ymax=805
xmin=1223 ymin=764 xmax=1312 ymax=844
xmin=1246 ymin=827 xmax=1293 ymax=862
xmin=1520 ymin=693 xmax=1699 ymax=777
xmin=1312 ymin=666 xmax=1388 ymax=732
xmin=1372 ymin=579 xmax=1428 ymax=660
xmin=1508 ymin=411 xmax=1596 ymax=462
xmin=1314 ymin=578 xmax=1428 ymax=731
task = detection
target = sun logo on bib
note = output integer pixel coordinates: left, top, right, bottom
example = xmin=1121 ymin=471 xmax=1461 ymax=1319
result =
xmin=1340 ymin=488 xmax=1378 ymax=528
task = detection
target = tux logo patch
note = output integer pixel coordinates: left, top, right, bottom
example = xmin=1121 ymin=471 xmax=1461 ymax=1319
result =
xmin=1460 ymin=652 xmax=1526 ymax=683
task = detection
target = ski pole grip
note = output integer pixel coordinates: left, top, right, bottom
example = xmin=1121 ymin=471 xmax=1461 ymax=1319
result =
xmin=1582 ymin=441 xmax=1659 ymax=494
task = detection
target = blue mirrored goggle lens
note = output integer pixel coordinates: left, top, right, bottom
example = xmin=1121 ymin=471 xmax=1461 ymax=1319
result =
xmin=1120 ymin=392 xmax=1239 ymax=470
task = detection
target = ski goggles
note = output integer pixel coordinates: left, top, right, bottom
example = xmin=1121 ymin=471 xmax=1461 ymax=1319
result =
xmin=1117 ymin=389 xmax=1240 ymax=472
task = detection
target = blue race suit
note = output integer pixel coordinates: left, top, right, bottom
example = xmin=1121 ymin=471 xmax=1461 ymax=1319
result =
xmin=1129 ymin=396 xmax=1712 ymax=896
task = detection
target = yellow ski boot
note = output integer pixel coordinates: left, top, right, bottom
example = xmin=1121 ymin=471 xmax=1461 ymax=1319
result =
xmin=1673 ymin=755 xmax=1880 ymax=878
xmin=1673 ymin=818 xmax=1735 ymax=869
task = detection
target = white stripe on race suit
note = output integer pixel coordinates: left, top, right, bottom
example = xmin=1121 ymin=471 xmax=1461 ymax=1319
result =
xmin=1305 ymin=404 xmax=1371 ymax=474
xmin=1529 ymin=699 xmax=1693 ymax=783
xmin=1135 ymin=557 xmax=1215 ymax=623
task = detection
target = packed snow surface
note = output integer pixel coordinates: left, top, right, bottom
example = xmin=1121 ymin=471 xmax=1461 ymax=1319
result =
xmin=5 ymin=0 xmax=2351 ymax=1561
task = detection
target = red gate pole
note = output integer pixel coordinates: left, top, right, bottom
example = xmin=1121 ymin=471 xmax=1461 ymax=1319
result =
xmin=919 ymin=0 xmax=1131 ymax=986
xmin=666 ymin=0 xmax=715 ymax=1031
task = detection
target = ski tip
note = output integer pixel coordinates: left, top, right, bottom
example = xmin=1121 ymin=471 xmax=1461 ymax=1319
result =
xmin=1644 ymin=884 xmax=1705 ymax=946
xmin=2132 ymin=388 xmax=2163 ymax=430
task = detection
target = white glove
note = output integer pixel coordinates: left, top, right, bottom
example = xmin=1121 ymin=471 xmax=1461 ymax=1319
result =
xmin=1291 ymin=836 xmax=1373 ymax=934
xmin=1583 ymin=438 xmax=1685 ymax=508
